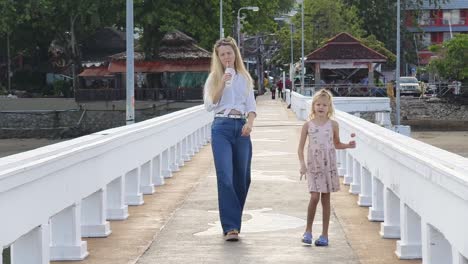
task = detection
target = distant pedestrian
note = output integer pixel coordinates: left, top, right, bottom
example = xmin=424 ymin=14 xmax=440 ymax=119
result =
xmin=203 ymin=37 xmax=256 ymax=242
xmin=386 ymin=81 xmax=395 ymax=100
xmin=276 ymin=79 xmax=284 ymax=99
xmin=297 ymin=89 xmax=356 ymax=247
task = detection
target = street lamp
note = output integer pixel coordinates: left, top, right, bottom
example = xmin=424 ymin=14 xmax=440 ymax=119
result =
xmin=395 ymin=0 xmax=401 ymax=125
xmin=220 ymin=0 xmax=224 ymax=38
xmin=301 ymin=1 xmax=304 ymax=91
xmin=237 ymin=6 xmax=259 ymax=51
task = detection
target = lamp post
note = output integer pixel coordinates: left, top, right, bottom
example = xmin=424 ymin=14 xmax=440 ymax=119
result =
xmin=301 ymin=1 xmax=304 ymax=91
xmin=237 ymin=6 xmax=259 ymax=52
xmin=220 ymin=0 xmax=224 ymax=38
xmin=395 ymin=0 xmax=401 ymax=125
xmin=126 ymin=0 xmax=135 ymax=125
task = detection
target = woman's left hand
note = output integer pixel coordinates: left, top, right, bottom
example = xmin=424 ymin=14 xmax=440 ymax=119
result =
xmin=241 ymin=123 xmax=252 ymax=137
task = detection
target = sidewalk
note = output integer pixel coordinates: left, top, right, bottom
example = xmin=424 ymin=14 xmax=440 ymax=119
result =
xmin=58 ymin=95 xmax=421 ymax=264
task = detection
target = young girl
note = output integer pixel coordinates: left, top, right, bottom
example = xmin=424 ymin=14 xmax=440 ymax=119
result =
xmin=297 ymin=89 xmax=356 ymax=246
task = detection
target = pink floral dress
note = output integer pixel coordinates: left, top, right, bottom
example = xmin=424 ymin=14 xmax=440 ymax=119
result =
xmin=306 ymin=120 xmax=340 ymax=193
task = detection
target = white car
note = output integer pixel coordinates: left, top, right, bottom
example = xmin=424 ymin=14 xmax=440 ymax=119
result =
xmin=399 ymin=77 xmax=421 ymax=96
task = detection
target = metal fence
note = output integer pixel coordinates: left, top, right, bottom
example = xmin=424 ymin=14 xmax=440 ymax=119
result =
xmin=294 ymin=83 xmax=467 ymax=98
xmin=75 ymin=87 xmax=203 ymax=102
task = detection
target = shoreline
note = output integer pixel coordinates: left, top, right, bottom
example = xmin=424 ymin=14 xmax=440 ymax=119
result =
xmin=1 ymin=130 xmax=467 ymax=159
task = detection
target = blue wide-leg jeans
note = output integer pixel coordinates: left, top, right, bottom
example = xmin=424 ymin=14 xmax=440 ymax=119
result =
xmin=211 ymin=117 xmax=252 ymax=234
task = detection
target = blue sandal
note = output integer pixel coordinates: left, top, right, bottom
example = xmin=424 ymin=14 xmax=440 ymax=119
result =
xmin=302 ymin=232 xmax=312 ymax=245
xmin=314 ymin=235 xmax=329 ymax=246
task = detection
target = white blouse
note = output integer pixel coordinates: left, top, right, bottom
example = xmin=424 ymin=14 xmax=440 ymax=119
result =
xmin=204 ymin=73 xmax=256 ymax=116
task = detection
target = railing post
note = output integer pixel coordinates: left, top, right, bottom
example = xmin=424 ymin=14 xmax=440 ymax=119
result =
xmin=177 ymin=142 xmax=185 ymax=167
xmin=106 ymin=176 xmax=129 ymax=220
xmin=139 ymin=161 xmax=155 ymax=194
xmin=81 ymin=188 xmax=111 ymax=237
xmin=349 ymin=159 xmax=361 ymax=194
xmin=343 ymin=152 xmax=353 ymax=185
xmin=182 ymin=137 xmax=190 ymax=162
xmin=125 ymin=168 xmax=144 ymax=205
xmin=193 ymin=131 xmax=200 ymax=153
xmin=337 ymin=150 xmax=347 ymax=177
xmin=161 ymin=149 xmax=172 ymax=178
xmin=170 ymin=145 xmax=180 ymax=172
xmin=50 ymin=203 xmax=88 ymax=261
xmin=421 ymin=222 xmax=453 ymax=264
xmin=380 ymin=188 xmax=401 ymax=238
xmin=358 ymin=167 xmax=372 ymax=206
xmin=152 ymin=155 xmax=164 ymax=186
xmin=11 ymin=224 xmax=50 ymax=264
xmin=396 ymin=203 xmax=422 ymax=259
xmin=368 ymin=175 xmax=384 ymax=221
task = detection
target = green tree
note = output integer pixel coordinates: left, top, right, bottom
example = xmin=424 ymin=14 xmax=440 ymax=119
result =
xmin=342 ymin=0 xmax=447 ymax=53
xmin=273 ymin=0 xmax=364 ymax=65
xmin=427 ymin=34 xmax=468 ymax=82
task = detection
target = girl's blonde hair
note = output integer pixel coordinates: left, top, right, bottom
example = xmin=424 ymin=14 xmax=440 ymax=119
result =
xmin=204 ymin=37 xmax=254 ymax=102
xmin=309 ymin=89 xmax=335 ymax=120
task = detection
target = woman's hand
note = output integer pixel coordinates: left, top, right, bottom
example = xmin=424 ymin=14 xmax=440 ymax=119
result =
xmin=300 ymin=164 xmax=307 ymax=180
xmin=222 ymin=72 xmax=232 ymax=84
xmin=241 ymin=123 xmax=252 ymax=137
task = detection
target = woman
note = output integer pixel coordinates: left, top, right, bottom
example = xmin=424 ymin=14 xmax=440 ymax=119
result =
xmin=203 ymin=37 xmax=256 ymax=242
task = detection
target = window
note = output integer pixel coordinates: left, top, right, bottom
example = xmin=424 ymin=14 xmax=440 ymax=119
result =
xmin=443 ymin=10 xmax=461 ymax=25
xmin=416 ymin=33 xmax=432 ymax=48
xmin=418 ymin=11 xmax=431 ymax=25
xmin=443 ymin=32 xmax=460 ymax=42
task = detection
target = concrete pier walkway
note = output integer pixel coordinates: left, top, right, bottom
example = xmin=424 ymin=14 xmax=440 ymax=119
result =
xmin=57 ymin=96 xmax=421 ymax=264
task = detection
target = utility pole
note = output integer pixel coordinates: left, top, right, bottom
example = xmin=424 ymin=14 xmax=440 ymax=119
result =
xmin=301 ymin=2 xmax=305 ymax=91
xmin=220 ymin=0 xmax=224 ymax=38
xmin=7 ymin=32 xmax=11 ymax=94
xmin=126 ymin=0 xmax=135 ymax=125
xmin=395 ymin=0 xmax=401 ymax=126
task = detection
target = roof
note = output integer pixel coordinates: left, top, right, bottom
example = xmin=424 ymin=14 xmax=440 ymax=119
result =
xmin=82 ymin=27 xmax=127 ymax=62
xmin=306 ymin=33 xmax=387 ymax=62
xmin=406 ymin=0 xmax=468 ymax=10
xmin=78 ymin=66 xmax=114 ymax=77
xmin=157 ymin=30 xmax=211 ymax=60
xmin=108 ymin=60 xmax=210 ymax=73
xmin=109 ymin=51 xmax=146 ymax=61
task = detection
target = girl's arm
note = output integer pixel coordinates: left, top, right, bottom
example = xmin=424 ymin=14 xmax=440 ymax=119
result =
xmin=298 ymin=122 xmax=309 ymax=177
xmin=332 ymin=120 xmax=356 ymax=149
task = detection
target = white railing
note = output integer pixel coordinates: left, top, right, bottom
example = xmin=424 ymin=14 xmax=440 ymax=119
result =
xmin=0 ymin=105 xmax=213 ymax=263
xmin=290 ymin=94 xmax=468 ymax=263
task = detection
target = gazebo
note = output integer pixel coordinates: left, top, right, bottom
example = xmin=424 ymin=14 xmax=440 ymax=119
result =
xmin=306 ymin=32 xmax=387 ymax=87
xmin=77 ymin=30 xmax=211 ymax=101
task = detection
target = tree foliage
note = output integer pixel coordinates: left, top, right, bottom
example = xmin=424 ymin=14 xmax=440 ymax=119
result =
xmin=427 ymin=34 xmax=468 ymax=82
xmin=342 ymin=0 xmax=448 ymax=54
xmin=273 ymin=0 xmax=364 ymax=65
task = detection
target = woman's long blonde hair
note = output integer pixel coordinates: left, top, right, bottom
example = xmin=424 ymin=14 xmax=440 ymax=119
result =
xmin=204 ymin=37 xmax=254 ymax=102
xmin=309 ymin=89 xmax=336 ymax=120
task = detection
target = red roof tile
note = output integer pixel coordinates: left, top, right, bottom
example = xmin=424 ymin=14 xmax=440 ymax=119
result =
xmin=306 ymin=32 xmax=387 ymax=62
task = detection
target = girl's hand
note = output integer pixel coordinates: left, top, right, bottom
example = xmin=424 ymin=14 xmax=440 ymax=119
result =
xmin=300 ymin=164 xmax=307 ymax=180
xmin=348 ymin=133 xmax=356 ymax=148
xmin=241 ymin=123 xmax=252 ymax=137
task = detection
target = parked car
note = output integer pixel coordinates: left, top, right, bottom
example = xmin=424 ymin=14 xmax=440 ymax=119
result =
xmin=399 ymin=77 xmax=421 ymax=96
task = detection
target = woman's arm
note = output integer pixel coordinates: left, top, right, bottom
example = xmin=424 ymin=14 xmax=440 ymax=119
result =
xmin=332 ymin=120 xmax=356 ymax=149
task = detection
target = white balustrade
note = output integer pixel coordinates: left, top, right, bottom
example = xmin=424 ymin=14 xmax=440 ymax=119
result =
xmin=81 ymin=188 xmax=111 ymax=237
xmin=0 ymin=105 xmax=213 ymax=263
xmin=140 ymin=161 xmax=154 ymax=195
xmin=289 ymin=93 xmax=468 ymax=262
